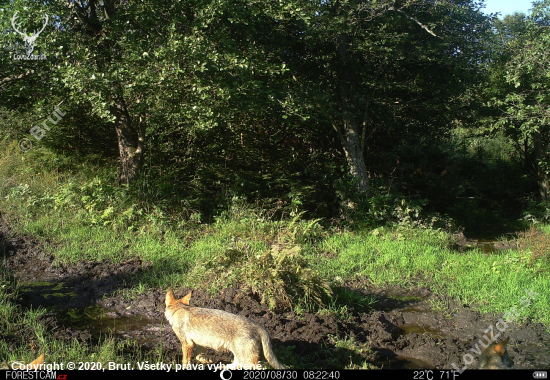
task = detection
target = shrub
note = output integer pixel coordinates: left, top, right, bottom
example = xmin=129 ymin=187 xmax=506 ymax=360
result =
xmin=198 ymin=240 xmax=332 ymax=311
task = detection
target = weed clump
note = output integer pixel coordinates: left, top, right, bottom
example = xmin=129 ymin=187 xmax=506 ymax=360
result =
xmin=245 ymin=243 xmax=332 ymax=310
xmin=201 ymin=242 xmax=332 ymax=311
xmin=326 ymin=335 xmax=377 ymax=369
xmin=517 ymin=226 xmax=550 ymax=265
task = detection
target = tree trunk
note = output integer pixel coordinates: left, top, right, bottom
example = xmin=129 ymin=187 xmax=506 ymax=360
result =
xmin=335 ymin=34 xmax=369 ymax=194
xmin=110 ymin=92 xmax=144 ymax=185
xmin=70 ymin=0 xmax=146 ymax=185
xmin=524 ymin=136 xmax=529 ymax=173
xmin=533 ymin=131 xmax=549 ymax=202
xmin=341 ymin=120 xmax=369 ymax=193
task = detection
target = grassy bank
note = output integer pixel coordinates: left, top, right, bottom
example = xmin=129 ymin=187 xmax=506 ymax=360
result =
xmin=1 ymin=143 xmax=549 ymax=323
xmin=313 ymin=227 xmax=549 ymax=324
xmin=1 ymin=143 xmax=549 ymax=367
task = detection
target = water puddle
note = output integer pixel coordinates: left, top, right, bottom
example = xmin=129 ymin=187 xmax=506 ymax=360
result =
xmin=54 ymin=305 xmax=152 ymax=334
xmin=377 ymin=349 xmax=434 ymax=369
xmin=401 ymin=307 xmax=426 ymax=313
xmin=14 ymin=277 xmax=549 ymax=369
xmin=475 ymin=241 xmax=498 ymax=253
xmin=455 ymin=232 xmax=518 ymax=254
xmin=19 ymin=281 xmax=76 ymax=307
xmin=18 ymin=281 xmax=155 ymax=340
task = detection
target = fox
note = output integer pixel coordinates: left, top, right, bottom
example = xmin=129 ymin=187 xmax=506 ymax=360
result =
xmin=478 ymin=338 xmax=514 ymax=369
xmin=0 ymin=353 xmax=45 ymax=370
xmin=164 ymin=289 xmax=286 ymax=369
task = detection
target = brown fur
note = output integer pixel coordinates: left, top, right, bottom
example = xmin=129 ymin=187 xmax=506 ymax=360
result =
xmin=164 ymin=290 xmax=285 ymax=369
xmin=0 ymin=353 xmax=45 ymax=370
xmin=478 ymin=338 xmax=514 ymax=369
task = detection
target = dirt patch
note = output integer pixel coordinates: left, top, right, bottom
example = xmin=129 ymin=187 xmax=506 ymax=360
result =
xmin=1 ymin=219 xmax=549 ymax=369
xmin=0 ymin=218 xmax=151 ymax=309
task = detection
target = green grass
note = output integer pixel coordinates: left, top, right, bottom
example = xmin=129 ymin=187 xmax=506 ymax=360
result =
xmin=312 ymin=227 xmax=549 ymax=325
xmin=1 ymin=142 xmax=550 ymax=367
xmin=1 ymin=154 xmax=549 ymax=324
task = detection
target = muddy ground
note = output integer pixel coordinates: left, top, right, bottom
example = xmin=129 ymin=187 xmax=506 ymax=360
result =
xmin=1 ymin=220 xmax=549 ymax=369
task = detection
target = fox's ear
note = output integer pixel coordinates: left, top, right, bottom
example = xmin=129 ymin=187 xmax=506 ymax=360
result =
xmin=494 ymin=338 xmax=509 ymax=356
xmin=166 ymin=289 xmax=176 ymax=306
xmin=29 ymin=353 xmax=45 ymax=368
xmin=181 ymin=291 xmax=192 ymax=305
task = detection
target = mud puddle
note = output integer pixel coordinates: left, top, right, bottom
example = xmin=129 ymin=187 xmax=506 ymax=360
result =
xmin=54 ymin=305 xmax=152 ymax=336
xmin=2 ymin=219 xmax=550 ymax=369
xmin=18 ymin=280 xmax=162 ymax=346
xmin=454 ymin=232 xmax=518 ymax=253
xmin=398 ymin=324 xmax=446 ymax=339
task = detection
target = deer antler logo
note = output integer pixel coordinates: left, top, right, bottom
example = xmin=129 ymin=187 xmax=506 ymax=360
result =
xmin=11 ymin=12 xmax=48 ymax=56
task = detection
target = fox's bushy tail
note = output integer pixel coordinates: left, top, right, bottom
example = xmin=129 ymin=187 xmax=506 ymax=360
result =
xmin=259 ymin=327 xmax=286 ymax=369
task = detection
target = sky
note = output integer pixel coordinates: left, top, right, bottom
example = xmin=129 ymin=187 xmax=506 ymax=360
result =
xmin=482 ymin=0 xmax=535 ymax=17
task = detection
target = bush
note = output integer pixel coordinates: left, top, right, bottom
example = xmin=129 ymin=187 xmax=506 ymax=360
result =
xmin=197 ymin=238 xmax=332 ymax=311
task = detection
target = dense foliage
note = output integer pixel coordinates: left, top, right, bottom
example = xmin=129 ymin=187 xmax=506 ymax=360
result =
xmin=1 ymin=0 xmax=548 ymax=226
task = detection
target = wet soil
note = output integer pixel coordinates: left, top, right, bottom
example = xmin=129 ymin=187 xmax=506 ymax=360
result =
xmin=1 ymin=220 xmax=549 ymax=369
xmin=453 ymin=232 xmax=519 ymax=253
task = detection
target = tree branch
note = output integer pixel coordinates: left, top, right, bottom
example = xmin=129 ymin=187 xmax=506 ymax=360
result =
xmin=389 ymin=6 xmax=439 ymax=38
xmin=0 ymin=70 xmax=35 ymax=88
xmin=103 ymin=0 xmax=116 ymax=20
xmin=68 ymin=0 xmax=102 ymax=34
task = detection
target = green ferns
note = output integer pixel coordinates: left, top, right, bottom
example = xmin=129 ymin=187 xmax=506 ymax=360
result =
xmin=199 ymin=241 xmax=332 ymax=311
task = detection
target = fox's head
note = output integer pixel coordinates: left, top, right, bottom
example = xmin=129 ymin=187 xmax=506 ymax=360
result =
xmin=166 ymin=289 xmax=192 ymax=306
xmin=492 ymin=338 xmax=513 ymax=367
xmin=165 ymin=290 xmax=192 ymax=325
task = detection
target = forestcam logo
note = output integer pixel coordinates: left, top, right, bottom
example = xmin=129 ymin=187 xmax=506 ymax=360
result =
xmin=11 ymin=11 xmax=48 ymax=60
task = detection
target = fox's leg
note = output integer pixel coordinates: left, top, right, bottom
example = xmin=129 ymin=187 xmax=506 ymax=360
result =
xmin=181 ymin=341 xmax=195 ymax=365
xmin=249 ymin=356 xmax=260 ymax=370
xmin=227 ymin=354 xmax=260 ymax=370
xmin=195 ymin=346 xmax=212 ymax=364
